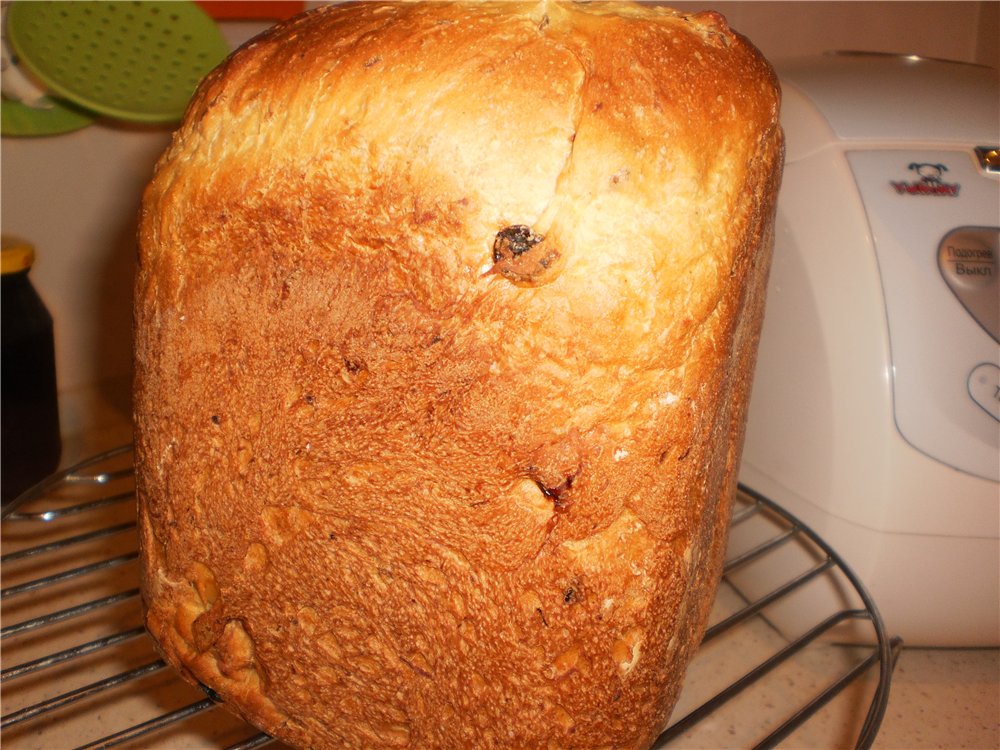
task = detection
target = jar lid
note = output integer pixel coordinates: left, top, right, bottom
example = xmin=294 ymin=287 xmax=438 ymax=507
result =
xmin=1 ymin=235 xmax=36 ymax=275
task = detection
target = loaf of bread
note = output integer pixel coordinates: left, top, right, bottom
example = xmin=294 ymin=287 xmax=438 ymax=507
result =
xmin=134 ymin=2 xmax=782 ymax=748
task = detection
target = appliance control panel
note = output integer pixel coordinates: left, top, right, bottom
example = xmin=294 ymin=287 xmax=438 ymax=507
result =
xmin=937 ymin=227 xmax=998 ymax=343
xmin=847 ymin=149 xmax=999 ymax=482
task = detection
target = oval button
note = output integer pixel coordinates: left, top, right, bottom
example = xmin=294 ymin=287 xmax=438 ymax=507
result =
xmin=968 ymin=363 xmax=1000 ymax=422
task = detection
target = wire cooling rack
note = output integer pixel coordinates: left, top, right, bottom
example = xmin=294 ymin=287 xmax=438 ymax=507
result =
xmin=1 ymin=446 xmax=901 ymax=750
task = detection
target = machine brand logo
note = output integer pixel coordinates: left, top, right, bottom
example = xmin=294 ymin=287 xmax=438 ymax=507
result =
xmin=890 ymin=163 xmax=961 ymax=196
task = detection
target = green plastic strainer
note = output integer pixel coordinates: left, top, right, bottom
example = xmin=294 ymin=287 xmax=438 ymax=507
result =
xmin=5 ymin=0 xmax=230 ymax=124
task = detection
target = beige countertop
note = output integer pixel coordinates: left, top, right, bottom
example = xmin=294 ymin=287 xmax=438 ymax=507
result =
xmin=1 ymin=384 xmax=997 ymax=749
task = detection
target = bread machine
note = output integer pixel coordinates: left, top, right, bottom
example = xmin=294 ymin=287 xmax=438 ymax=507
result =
xmin=736 ymin=52 xmax=999 ymax=647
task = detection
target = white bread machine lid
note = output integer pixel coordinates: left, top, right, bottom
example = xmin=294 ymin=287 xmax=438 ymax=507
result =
xmin=775 ymin=52 xmax=1000 ymax=161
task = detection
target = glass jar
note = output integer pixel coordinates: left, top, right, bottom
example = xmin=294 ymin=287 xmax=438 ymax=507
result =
xmin=2 ymin=235 xmax=61 ymax=505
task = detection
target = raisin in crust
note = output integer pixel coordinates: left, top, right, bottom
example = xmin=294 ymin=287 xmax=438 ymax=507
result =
xmin=134 ymin=2 xmax=783 ymax=748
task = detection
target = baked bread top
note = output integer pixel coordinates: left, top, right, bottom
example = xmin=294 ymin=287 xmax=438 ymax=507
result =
xmin=135 ymin=2 xmax=782 ymax=748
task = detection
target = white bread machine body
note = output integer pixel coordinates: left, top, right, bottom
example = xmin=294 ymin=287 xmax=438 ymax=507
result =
xmin=738 ymin=53 xmax=999 ymax=647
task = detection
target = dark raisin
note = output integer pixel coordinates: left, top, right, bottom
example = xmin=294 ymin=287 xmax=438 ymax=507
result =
xmin=198 ymin=681 xmax=224 ymax=703
xmin=493 ymin=225 xmax=544 ymax=263
xmin=534 ymin=473 xmax=576 ymax=512
xmin=491 ymin=225 xmax=563 ymax=285
xmin=536 ymin=607 xmax=549 ymax=627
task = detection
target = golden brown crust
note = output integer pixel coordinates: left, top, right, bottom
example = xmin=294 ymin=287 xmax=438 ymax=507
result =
xmin=134 ymin=2 xmax=782 ymax=748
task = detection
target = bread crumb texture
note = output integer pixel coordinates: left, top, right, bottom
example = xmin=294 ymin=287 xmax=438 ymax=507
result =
xmin=135 ymin=1 xmax=782 ymax=748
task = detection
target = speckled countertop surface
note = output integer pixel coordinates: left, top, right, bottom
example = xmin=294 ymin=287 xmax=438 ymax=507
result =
xmin=874 ymin=648 xmax=998 ymax=750
xmin=2 ymin=385 xmax=997 ymax=750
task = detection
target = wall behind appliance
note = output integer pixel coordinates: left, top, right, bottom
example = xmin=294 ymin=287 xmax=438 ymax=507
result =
xmin=1 ymin=3 xmax=996 ymax=445
xmin=1 ymin=20 xmax=274 ymax=439
xmin=667 ymin=1 xmax=998 ymax=67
